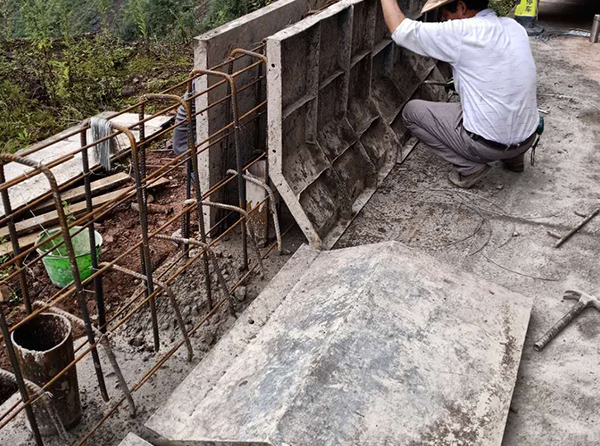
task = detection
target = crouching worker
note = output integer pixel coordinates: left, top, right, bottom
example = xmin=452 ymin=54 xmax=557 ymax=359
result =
xmin=380 ymin=0 xmax=539 ymax=188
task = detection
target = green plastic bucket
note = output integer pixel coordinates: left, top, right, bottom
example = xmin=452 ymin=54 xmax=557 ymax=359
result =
xmin=36 ymin=226 xmax=102 ymax=288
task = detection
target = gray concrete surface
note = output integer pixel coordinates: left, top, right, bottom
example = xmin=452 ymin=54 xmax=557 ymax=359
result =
xmin=335 ymin=23 xmax=600 ymax=445
xmin=267 ymin=0 xmax=448 ymax=249
xmin=147 ymin=241 xmax=532 ymax=445
xmin=117 ymin=433 xmax=152 ymax=446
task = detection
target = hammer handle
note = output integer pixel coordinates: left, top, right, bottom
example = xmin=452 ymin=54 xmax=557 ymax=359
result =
xmin=534 ymin=301 xmax=587 ymax=351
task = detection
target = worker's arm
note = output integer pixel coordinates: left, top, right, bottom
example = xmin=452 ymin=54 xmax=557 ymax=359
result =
xmin=380 ymin=0 xmax=406 ymax=33
xmin=391 ymin=18 xmax=464 ymax=65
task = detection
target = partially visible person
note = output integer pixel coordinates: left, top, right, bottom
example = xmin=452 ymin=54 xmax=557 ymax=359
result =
xmin=380 ymin=0 xmax=539 ymax=188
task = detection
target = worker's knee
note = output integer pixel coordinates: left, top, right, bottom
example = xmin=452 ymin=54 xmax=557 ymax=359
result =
xmin=401 ymin=99 xmax=427 ymax=128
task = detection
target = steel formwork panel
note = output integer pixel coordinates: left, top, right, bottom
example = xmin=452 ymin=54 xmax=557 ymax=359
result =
xmin=268 ymin=0 xmax=446 ymax=249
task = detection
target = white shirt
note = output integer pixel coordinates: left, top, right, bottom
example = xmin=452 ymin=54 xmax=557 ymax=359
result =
xmin=392 ymin=9 xmax=538 ymax=145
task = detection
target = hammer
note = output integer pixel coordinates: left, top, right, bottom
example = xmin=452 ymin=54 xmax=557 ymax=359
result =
xmin=534 ymin=290 xmax=600 ymax=351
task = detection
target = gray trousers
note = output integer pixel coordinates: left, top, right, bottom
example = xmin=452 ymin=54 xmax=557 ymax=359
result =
xmin=402 ymin=100 xmax=534 ymax=175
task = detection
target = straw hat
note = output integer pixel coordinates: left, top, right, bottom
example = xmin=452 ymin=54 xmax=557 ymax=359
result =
xmin=421 ymin=0 xmax=455 ymax=14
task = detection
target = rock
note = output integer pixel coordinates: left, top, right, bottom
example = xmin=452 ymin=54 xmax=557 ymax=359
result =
xmin=204 ymin=332 xmax=215 ymax=346
xmin=234 ymin=286 xmax=247 ymax=302
xmin=130 ymin=337 xmax=144 ymax=347
xmin=223 ymin=315 xmax=237 ymax=331
xmin=512 ymin=231 xmax=520 ymax=237
xmin=133 ymin=77 xmax=140 ymax=84
xmin=122 ymin=86 xmax=136 ymax=97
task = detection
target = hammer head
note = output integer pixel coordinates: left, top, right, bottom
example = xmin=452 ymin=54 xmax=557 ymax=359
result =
xmin=564 ymin=289 xmax=600 ymax=311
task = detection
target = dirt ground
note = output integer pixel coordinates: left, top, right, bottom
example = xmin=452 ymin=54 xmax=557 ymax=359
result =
xmin=2 ymin=1 xmax=600 ymax=444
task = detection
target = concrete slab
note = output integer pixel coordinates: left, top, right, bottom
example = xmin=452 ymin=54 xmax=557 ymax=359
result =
xmin=118 ymin=433 xmax=152 ymax=446
xmin=267 ymin=0 xmax=448 ymax=249
xmin=147 ymin=241 xmax=533 ymax=445
xmin=1 ymin=113 xmax=169 ymax=218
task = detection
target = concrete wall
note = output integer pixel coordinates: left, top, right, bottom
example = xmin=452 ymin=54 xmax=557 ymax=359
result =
xmin=193 ymin=0 xmax=329 ymax=230
xmin=267 ymin=0 xmax=448 ymax=249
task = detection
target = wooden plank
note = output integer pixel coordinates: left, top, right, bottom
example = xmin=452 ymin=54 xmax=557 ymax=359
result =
xmin=0 ymin=177 xmax=170 ymax=239
xmin=31 ymin=172 xmax=131 ymax=215
xmin=0 ymin=233 xmax=39 ymax=257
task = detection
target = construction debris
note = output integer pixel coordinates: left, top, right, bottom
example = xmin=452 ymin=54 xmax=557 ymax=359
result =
xmin=554 ymin=208 xmax=599 ymax=248
xmin=534 ymin=290 xmax=600 ymax=351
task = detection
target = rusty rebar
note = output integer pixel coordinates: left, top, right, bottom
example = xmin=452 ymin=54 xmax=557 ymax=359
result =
xmin=110 ymin=124 xmax=160 ymax=353
xmin=155 ymin=234 xmax=233 ymax=313
xmin=0 ymin=153 xmax=110 ymax=403
xmin=191 ymin=69 xmax=248 ymax=271
xmin=80 ymin=128 xmax=106 ymax=333
xmin=143 ymin=93 xmax=214 ymax=308
xmin=190 ymin=199 xmax=265 ymax=278
xmin=227 ymin=169 xmax=287 ymax=255
xmin=0 ymin=163 xmax=32 ymax=314
xmin=0 ymin=153 xmax=266 ymax=344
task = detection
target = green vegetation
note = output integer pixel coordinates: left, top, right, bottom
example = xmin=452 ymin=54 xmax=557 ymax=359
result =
xmin=0 ymin=0 xmax=272 ymax=154
xmin=490 ymin=0 xmax=516 ymax=16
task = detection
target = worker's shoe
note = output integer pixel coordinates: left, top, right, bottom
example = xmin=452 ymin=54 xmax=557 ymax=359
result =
xmin=448 ymin=165 xmax=491 ymax=189
xmin=502 ymin=153 xmax=525 ymax=172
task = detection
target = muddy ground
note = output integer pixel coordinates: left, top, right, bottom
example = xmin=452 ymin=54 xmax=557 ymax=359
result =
xmin=2 ymin=1 xmax=600 ymax=444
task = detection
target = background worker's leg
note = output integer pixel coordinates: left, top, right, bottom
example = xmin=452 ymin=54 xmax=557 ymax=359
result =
xmin=402 ymin=100 xmax=488 ymax=175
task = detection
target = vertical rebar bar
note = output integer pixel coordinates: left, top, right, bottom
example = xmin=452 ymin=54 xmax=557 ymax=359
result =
xmin=0 ymin=294 xmax=44 ymax=446
xmin=190 ymin=69 xmax=248 ymax=270
xmin=137 ymin=102 xmax=158 ymax=348
xmin=111 ymin=126 xmax=160 ymax=352
xmin=0 ymin=164 xmax=32 ymax=314
xmin=80 ymin=129 xmax=106 ymax=333
xmin=138 ymin=102 xmax=147 ymax=204
xmin=184 ymin=84 xmax=215 ymax=309
xmin=143 ymin=91 xmax=214 ymax=309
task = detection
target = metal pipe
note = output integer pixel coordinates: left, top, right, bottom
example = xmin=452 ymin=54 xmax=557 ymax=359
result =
xmin=32 ymin=302 xmax=137 ymax=418
xmin=11 ymin=312 xmax=82 ymax=434
xmin=0 ymin=294 xmax=44 ymax=445
xmin=0 ymin=154 xmax=110 ymax=403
